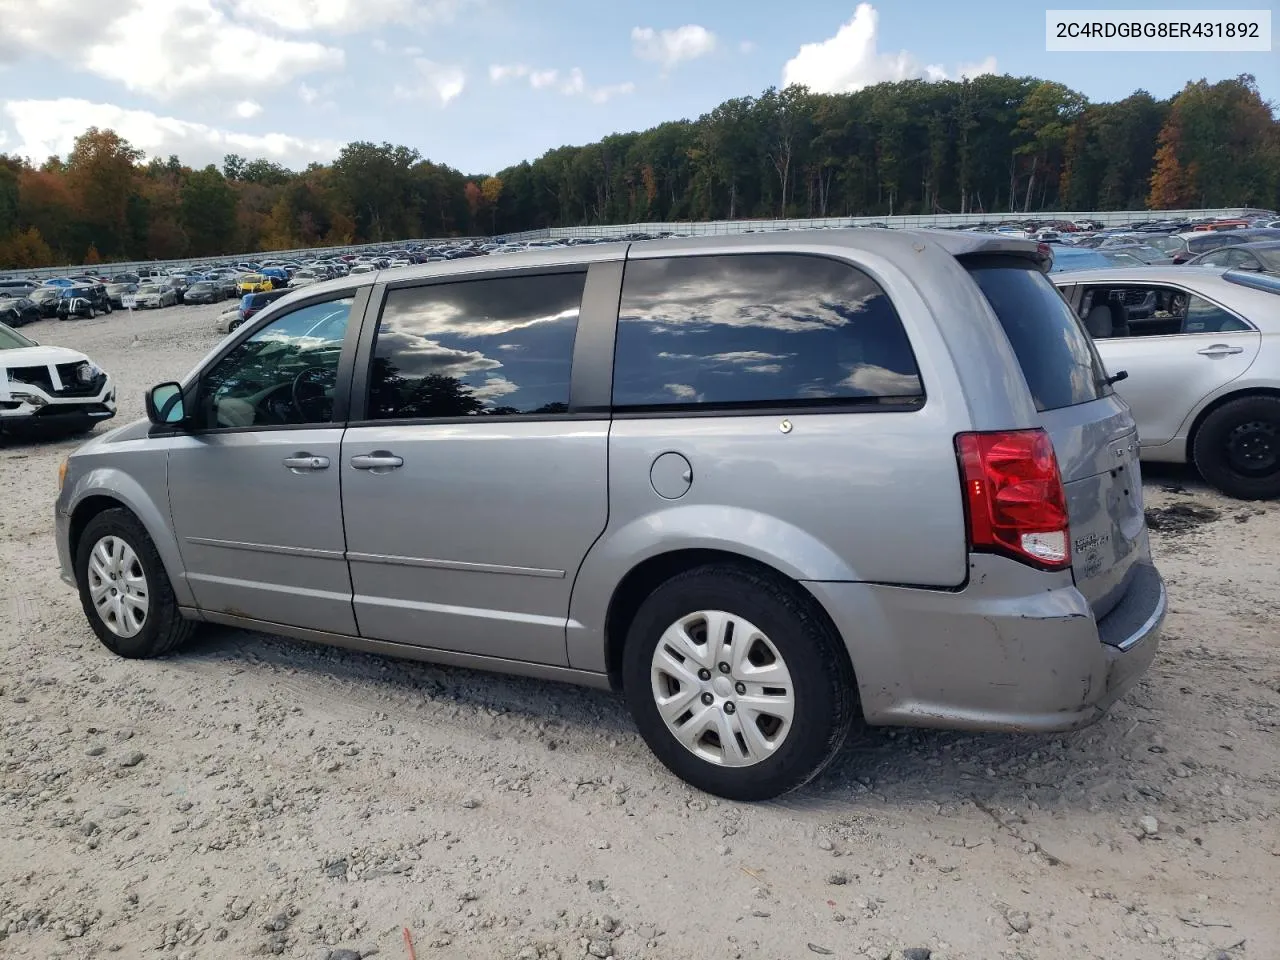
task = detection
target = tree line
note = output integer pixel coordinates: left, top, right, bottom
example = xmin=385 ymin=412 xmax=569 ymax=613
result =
xmin=1 ymin=73 xmax=1276 ymax=270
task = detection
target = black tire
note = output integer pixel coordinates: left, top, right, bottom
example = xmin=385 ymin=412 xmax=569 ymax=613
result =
xmin=228 ymin=319 xmax=242 ymax=332
xmin=621 ymin=564 xmax=856 ymax=801
xmin=1192 ymin=395 xmax=1280 ymax=500
xmin=74 ymin=508 xmax=196 ymax=659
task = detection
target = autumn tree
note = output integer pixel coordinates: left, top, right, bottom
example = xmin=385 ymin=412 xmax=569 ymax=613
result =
xmin=181 ymin=165 xmax=238 ymax=255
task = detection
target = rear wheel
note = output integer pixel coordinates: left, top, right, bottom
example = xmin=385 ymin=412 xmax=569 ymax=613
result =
xmin=622 ymin=564 xmax=856 ymax=801
xmin=75 ymin=508 xmax=196 ymax=658
xmin=1193 ymin=395 xmax=1280 ymax=500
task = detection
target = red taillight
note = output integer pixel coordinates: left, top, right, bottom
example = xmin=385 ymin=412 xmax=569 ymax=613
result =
xmin=955 ymin=429 xmax=1071 ymax=571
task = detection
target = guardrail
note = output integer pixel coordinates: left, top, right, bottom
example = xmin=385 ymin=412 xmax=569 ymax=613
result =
xmin=498 ymin=207 xmax=1275 ymax=241
xmin=2 ymin=208 xmax=1273 ymax=280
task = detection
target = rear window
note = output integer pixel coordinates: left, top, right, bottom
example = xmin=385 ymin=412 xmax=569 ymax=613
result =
xmin=612 ymin=254 xmax=924 ymax=411
xmin=966 ymin=261 xmax=1110 ymax=412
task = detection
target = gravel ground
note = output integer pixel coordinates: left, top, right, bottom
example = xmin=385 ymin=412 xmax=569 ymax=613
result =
xmin=2 ymin=303 xmax=1278 ymax=960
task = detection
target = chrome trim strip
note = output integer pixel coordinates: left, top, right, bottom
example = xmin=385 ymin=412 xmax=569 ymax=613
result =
xmin=353 ymin=592 xmax=577 ymax=629
xmin=346 ymin=551 xmax=564 ymax=579
xmin=185 ymin=537 xmax=345 ymax=561
xmin=192 ymin=611 xmax=611 ymax=690
xmin=184 ymin=574 xmax=352 ymax=605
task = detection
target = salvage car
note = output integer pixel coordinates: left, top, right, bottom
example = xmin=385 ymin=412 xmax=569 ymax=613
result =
xmin=0 ymin=295 xmax=41 ymax=327
xmin=1184 ymin=240 xmax=1280 ymax=275
xmin=55 ymin=229 xmax=1165 ymax=801
xmin=237 ymin=273 xmax=273 ymax=295
xmin=136 ymin=283 xmax=178 ymax=309
xmin=183 ymin=280 xmax=225 ymax=304
xmin=0 ymin=321 xmax=116 ymax=436
xmin=104 ymin=275 xmax=141 ymax=307
xmin=55 ymin=284 xmax=112 ymax=320
xmin=1055 ymin=266 xmax=1280 ymax=499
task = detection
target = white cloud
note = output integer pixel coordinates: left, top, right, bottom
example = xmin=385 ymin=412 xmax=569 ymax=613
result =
xmin=371 ymin=37 xmax=389 ymax=53
xmin=739 ymin=40 xmax=757 ymax=54
xmin=631 ymin=25 xmax=718 ymax=70
xmin=0 ymin=0 xmax=344 ymax=100
xmin=530 ymin=69 xmax=560 ymax=89
xmin=298 ymin=83 xmax=319 ymax=104
xmin=489 ymin=63 xmax=633 ymax=103
xmin=589 ymin=82 xmax=635 ymax=104
xmin=234 ymin=100 xmax=263 ymax=118
xmin=2 ymin=98 xmax=341 ymax=170
xmin=664 ymin=383 xmax=699 ymax=400
xmin=230 ymin=0 xmax=465 ymax=33
xmin=489 ymin=63 xmax=529 ymax=83
xmin=783 ymin=4 xmax=996 ymax=93
xmin=403 ymin=45 xmax=423 ymax=56
xmin=393 ymin=59 xmax=466 ymax=105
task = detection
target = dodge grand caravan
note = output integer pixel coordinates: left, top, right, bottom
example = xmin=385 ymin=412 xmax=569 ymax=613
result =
xmin=54 ymin=230 xmax=1166 ymax=800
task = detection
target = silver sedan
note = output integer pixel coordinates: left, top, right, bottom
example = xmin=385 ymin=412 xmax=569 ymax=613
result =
xmin=1053 ymin=266 xmax=1280 ymax=499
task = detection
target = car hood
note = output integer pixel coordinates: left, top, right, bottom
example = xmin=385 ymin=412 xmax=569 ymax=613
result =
xmin=0 ymin=344 xmax=90 ymax=366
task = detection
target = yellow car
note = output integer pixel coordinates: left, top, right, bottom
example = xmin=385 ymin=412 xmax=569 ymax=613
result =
xmin=237 ymin=273 xmax=274 ymax=294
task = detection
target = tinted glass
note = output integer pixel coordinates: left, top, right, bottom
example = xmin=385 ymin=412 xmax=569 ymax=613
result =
xmin=967 ymin=263 xmax=1108 ymax=411
xmin=612 ymin=254 xmax=923 ymax=410
xmin=368 ymin=272 xmax=584 ymax=419
xmin=196 ymin=298 xmax=352 ymax=428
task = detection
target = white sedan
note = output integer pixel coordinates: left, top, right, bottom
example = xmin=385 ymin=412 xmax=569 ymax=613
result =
xmin=1053 ymin=266 xmax=1280 ymax=499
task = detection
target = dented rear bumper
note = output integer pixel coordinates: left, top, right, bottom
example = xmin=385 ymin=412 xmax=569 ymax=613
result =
xmin=804 ymin=552 xmax=1166 ymax=733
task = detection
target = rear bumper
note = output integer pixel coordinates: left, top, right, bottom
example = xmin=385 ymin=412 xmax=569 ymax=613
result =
xmin=805 ymin=553 xmax=1166 ymax=733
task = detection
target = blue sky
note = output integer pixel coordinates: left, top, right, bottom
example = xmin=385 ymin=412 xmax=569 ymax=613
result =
xmin=0 ymin=0 xmax=1274 ymax=175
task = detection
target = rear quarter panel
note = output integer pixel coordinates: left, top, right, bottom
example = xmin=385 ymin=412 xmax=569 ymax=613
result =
xmin=567 ymin=238 xmax=1017 ymax=673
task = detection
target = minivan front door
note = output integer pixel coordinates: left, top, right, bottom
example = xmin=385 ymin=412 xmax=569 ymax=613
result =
xmin=340 ymin=269 xmax=610 ymax=666
xmin=167 ymin=295 xmax=361 ymax=634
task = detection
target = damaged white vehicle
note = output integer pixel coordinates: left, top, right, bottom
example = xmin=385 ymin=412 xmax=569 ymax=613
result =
xmin=0 ymin=321 xmax=116 ymax=437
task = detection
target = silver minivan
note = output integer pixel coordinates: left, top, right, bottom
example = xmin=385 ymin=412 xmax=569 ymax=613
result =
xmin=54 ymin=230 xmax=1166 ymax=800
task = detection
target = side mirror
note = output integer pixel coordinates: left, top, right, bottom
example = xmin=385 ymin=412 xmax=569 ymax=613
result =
xmin=146 ymin=381 xmax=188 ymax=426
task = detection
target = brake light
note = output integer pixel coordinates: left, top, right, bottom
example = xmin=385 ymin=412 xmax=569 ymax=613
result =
xmin=955 ymin=429 xmax=1070 ymax=570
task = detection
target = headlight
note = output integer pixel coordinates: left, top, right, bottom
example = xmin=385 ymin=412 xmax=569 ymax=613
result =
xmin=58 ymin=459 xmax=69 ymax=491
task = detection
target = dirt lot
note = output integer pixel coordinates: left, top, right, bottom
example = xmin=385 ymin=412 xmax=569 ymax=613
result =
xmin=1 ymin=302 xmax=1278 ymax=960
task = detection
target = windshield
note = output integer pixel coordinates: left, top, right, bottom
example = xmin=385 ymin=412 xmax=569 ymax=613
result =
xmin=139 ymin=285 xmax=160 ymax=294
xmin=0 ymin=321 xmax=36 ymax=349
xmin=1143 ymin=235 xmax=1184 ymax=254
xmin=1253 ymin=248 xmax=1280 ymax=272
xmin=1099 ymin=251 xmax=1146 ymax=267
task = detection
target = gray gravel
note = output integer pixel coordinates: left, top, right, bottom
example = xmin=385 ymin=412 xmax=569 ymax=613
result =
xmin=2 ymin=302 xmax=1279 ymax=959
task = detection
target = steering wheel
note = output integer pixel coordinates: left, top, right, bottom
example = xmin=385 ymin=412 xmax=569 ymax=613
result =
xmin=291 ymin=366 xmax=335 ymax=421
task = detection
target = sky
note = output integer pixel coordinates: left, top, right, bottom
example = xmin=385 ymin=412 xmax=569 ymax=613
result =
xmin=0 ymin=0 xmax=1274 ymax=175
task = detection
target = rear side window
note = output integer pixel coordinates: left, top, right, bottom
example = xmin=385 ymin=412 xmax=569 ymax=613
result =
xmin=612 ymin=254 xmax=923 ymax=411
xmin=368 ymin=271 xmax=584 ymax=420
xmin=966 ymin=262 xmax=1110 ymax=412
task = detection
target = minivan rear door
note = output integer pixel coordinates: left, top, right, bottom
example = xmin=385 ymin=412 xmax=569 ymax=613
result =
xmin=966 ymin=260 xmax=1147 ymax=621
xmin=339 ymin=264 xmax=616 ymax=666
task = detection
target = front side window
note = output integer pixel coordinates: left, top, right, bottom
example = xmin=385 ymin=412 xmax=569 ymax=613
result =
xmin=196 ymin=298 xmax=352 ymax=428
xmin=612 ymin=254 xmax=924 ymax=411
xmin=368 ymin=272 xmax=584 ymax=420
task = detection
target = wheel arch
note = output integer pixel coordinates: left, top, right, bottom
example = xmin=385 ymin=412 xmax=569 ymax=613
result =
xmin=65 ymin=472 xmax=193 ymax=607
xmin=600 ymin=547 xmax=854 ymax=694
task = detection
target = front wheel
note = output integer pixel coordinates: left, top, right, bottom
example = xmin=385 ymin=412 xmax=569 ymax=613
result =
xmin=1192 ymin=395 xmax=1280 ymax=500
xmin=622 ymin=564 xmax=856 ymax=801
xmin=75 ymin=508 xmax=196 ymax=658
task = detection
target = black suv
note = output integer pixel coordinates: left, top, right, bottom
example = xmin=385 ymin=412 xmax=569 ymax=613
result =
xmin=55 ymin=284 xmax=113 ymax=320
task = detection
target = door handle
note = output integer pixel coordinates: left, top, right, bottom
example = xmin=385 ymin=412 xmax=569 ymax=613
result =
xmin=350 ymin=453 xmax=404 ymax=470
xmin=282 ymin=455 xmax=330 ymax=471
xmin=1197 ymin=344 xmax=1244 ymax=357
